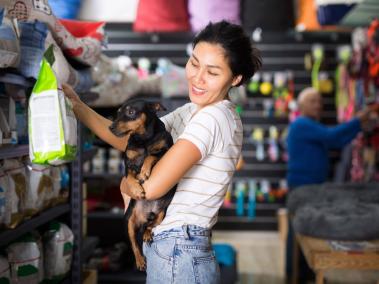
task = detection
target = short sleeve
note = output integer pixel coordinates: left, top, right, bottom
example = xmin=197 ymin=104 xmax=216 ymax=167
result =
xmin=160 ymin=103 xmax=190 ymax=133
xmin=178 ymin=108 xmax=224 ymax=160
xmin=160 ymin=111 xmax=175 ymax=133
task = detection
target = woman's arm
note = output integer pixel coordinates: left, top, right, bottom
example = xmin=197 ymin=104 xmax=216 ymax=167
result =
xmin=62 ymin=84 xmax=128 ymax=151
xmin=120 ymin=139 xmax=202 ymax=200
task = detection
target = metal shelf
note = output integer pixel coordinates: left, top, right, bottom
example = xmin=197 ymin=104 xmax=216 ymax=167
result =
xmin=0 ymin=145 xmax=98 ymax=161
xmin=0 ymin=144 xmax=29 ymax=160
xmin=0 ymin=73 xmax=34 ymax=88
xmin=0 ymin=204 xmax=70 ymax=247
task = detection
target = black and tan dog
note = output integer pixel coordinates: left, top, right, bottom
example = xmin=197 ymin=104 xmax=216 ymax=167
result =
xmin=109 ymin=98 xmax=176 ymax=271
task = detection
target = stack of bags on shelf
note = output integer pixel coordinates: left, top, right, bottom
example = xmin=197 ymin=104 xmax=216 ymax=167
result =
xmin=0 ymin=0 xmax=191 ymax=108
xmin=0 ymin=157 xmax=70 ymax=229
xmin=0 ymin=0 xmax=105 ymax=93
xmin=0 ymin=221 xmax=74 ymax=284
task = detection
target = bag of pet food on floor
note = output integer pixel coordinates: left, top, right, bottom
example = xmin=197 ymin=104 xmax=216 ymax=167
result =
xmin=0 ymin=256 xmax=10 ymax=284
xmin=7 ymin=233 xmax=41 ymax=284
xmin=43 ymin=222 xmax=74 ymax=282
xmin=28 ymin=45 xmax=77 ymax=165
xmin=3 ymin=159 xmax=26 ymax=228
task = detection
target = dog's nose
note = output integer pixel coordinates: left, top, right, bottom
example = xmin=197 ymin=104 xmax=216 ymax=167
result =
xmin=109 ymin=124 xmax=116 ymax=132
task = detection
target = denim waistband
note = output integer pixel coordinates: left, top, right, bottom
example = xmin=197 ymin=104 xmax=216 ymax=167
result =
xmin=153 ymin=225 xmax=211 ymax=241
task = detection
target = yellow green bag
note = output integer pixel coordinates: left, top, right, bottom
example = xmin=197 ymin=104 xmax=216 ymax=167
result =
xmin=28 ymin=45 xmax=77 ymax=165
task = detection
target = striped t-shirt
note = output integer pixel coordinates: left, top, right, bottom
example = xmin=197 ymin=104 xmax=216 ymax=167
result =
xmin=153 ymin=99 xmax=243 ymax=234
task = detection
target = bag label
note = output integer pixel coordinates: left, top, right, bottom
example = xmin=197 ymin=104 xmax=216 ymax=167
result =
xmin=30 ymin=90 xmax=61 ymax=153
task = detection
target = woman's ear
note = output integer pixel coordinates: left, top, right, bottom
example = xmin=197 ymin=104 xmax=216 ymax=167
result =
xmin=232 ymin=75 xmax=243 ymax=87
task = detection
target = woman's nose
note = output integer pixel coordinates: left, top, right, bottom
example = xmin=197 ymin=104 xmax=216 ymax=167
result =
xmin=194 ymin=68 xmax=205 ymax=84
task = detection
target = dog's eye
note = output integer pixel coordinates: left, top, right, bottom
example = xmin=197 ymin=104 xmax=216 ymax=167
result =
xmin=127 ymin=109 xmax=136 ymax=116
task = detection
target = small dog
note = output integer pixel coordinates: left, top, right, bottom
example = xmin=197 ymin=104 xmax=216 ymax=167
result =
xmin=109 ymin=98 xmax=176 ymax=271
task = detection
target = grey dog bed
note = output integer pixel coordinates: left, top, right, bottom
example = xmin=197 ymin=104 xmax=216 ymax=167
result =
xmin=287 ymin=183 xmax=379 ymax=240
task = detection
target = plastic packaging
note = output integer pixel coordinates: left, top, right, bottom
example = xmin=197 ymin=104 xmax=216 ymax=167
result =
xmin=7 ymin=234 xmax=41 ymax=284
xmin=0 ymin=256 xmax=10 ymax=284
xmin=28 ymin=45 xmax=77 ymax=165
xmin=43 ymin=222 xmax=74 ymax=282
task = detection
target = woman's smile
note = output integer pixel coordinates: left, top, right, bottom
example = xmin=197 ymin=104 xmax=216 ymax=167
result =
xmin=191 ymin=85 xmax=206 ymax=96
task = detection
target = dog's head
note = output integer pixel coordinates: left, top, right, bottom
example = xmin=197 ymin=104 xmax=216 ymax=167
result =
xmin=109 ymin=99 xmax=166 ymax=137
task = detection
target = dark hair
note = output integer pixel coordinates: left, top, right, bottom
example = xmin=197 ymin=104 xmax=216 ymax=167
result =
xmin=192 ymin=20 xmax=262 ymax=87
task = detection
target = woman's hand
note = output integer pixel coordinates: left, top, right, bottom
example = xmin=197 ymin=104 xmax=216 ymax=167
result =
xmin=62 ymin=83 xmax=82 ymax=110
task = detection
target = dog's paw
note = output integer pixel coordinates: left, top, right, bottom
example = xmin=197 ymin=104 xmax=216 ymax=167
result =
xmin=137 ymin=170 xmax=150 ymax=183
xmin=143 ymin=230 xmax=153 ymax=243
xmin=136 ymin=256 xmax=146 ymax=271
xmin=131 ymin=186 xmax=146 ymax=200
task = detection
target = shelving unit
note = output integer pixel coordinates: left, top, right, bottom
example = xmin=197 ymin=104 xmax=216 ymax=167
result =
xmin=0 ymin=73 xmax=93 ymax=283
xmin=0 ymin=204 xmax=70 ymax=247
xmin=0 ymin=144 xmax=29 ymax=160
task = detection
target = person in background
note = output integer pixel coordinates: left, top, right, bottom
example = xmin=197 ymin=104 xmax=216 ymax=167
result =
xmin=286 ymin=86 xmax=371 ymax=189
xmin=63 ymin=21 xmax=261 ymax=284
xmin=285 ymin=86 xmax=372 ymax=282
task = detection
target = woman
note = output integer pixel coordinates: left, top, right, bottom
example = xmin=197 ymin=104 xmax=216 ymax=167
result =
xmin=63 ymin=21 xmax=261 ymax=283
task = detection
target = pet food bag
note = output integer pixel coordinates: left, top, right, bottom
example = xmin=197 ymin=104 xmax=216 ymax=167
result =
xmin=0 ymin=12 xmax=20 ymax=69
xmin=7 ymin=234 xmax=41 ymax=284
xmin=43 ymin=222 xmax=74 ymax=282
xmin=3 ymin=159 xmax=26 ymax=228
xmin=0 ymin=256 xmax=10 ymax=284
xmin=30 ymin=231 xmax=44 ymax=284
xmin=25 ymin=162 xmax=53 ymax=214
xmin=56 ymin=165 xmax=70 ymax=204
xmin=28 ymin=45 xmax=77 ymax=165
xmin=50 ymin=166 xmax=62 ymax=205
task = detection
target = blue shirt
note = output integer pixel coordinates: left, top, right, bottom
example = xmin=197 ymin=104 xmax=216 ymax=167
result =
xmin=286 ymin=116 xmax=361 ymax=188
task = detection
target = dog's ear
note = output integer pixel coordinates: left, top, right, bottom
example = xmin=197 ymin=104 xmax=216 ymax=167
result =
xmin=147 ymin=102 xmax=167 ymax=112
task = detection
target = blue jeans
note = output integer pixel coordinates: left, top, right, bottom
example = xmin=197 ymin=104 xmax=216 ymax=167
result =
xmin=143 ymin=225 xmax=220 ymax=284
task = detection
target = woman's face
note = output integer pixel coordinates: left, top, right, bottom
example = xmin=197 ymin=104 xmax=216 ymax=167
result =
xmin=185 ymin=42 xmax=241 ymax=108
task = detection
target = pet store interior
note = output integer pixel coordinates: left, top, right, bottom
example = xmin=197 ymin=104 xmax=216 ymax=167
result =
xmin=0 ymin=0 xmax=379 ymax=283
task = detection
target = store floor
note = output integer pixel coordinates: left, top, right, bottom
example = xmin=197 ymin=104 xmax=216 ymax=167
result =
xmin=212 ymin=231 xmax=379 ymax=284
xmin=213 ymin=231 xmax=285 ymax=284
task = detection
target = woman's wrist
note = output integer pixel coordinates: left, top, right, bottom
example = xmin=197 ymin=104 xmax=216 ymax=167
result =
xmin=72 ymin=99 xmax=88 ymax=121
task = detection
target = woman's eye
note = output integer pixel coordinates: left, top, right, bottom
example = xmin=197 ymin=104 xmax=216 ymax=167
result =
xmin=191 ymin=61 xmax=198 ymax=68
xmin=208 ymin=71 xmax=218 ymax=76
